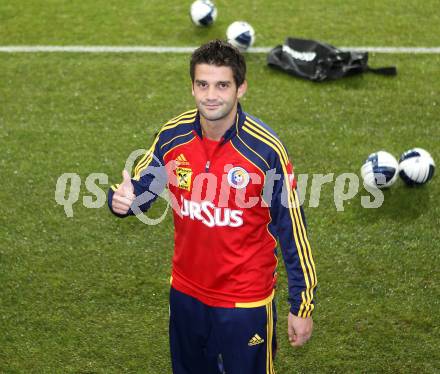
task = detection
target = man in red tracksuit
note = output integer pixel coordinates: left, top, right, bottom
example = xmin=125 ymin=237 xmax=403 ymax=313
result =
xmin=108 ymin=39 xmax=317 ymax=374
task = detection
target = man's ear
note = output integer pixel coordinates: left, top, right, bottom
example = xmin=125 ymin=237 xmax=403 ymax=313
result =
xmin=191 ymin=80 xmax=195 ymax=97
xmin=237 ymin=80 xmax=248 ymax=99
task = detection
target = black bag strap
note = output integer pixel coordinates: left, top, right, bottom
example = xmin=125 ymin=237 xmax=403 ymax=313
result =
xmin=366 ymin=66 xmax=398 ymax=76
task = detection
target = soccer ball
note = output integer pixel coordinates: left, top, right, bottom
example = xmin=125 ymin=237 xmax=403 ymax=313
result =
xmin=361 ymin=151 xmax=399 ymax=189
xmin=398 ymin=147 xmax=435 ymax=185
xmin=226 ymin=21 xmax=255 ymax=52
xmin=190 ymin=0 xmax=217 ymax=26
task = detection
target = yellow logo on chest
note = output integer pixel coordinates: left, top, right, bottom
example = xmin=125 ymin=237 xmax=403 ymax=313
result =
xmin=176 ymin=167 xmax=192 ymax=191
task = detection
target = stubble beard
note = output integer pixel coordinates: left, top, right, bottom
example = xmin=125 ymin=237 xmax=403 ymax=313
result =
xmin=198 ymin=100 xmax=235 ymax=123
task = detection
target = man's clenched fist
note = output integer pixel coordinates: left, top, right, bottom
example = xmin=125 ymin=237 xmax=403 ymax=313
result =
xmin=111 ymin=170 xmax=135 ymax=215
xmin=287 ymin=313 xmax=313 ymax=347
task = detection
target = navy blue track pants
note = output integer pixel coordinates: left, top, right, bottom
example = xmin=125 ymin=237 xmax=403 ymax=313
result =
xmin=169 ymin=287 xmax=277 ymax=374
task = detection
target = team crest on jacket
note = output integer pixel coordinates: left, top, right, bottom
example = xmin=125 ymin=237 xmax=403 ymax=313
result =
xmin=176 ymin=167 xmax=192 ymax=191
xmin=227 ymin=167 xmax=250 ymax=189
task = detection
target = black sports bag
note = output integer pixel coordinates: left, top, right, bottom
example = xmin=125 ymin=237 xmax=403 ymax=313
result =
xmin=267 ymin=37 xmax=397 ymax=82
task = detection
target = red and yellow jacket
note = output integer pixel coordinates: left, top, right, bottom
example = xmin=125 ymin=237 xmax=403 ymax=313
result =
xmin=108 ymin=104 xmax=317 ymax=317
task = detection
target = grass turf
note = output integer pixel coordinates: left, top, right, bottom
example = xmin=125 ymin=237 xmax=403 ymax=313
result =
xmin=1 ymin=0 xmax=440 ymax=46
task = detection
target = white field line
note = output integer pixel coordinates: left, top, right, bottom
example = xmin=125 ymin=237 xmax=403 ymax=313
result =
xmin=1 ymin=45 xmax=440 ymax=54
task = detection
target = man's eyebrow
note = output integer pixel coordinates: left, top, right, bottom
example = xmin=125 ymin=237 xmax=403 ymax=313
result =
xmin=194 ymin=79 xmax=232 ymax=85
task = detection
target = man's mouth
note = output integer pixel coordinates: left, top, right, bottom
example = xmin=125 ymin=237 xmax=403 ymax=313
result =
xmin=204 ymin=103 xmax=221 ymax=109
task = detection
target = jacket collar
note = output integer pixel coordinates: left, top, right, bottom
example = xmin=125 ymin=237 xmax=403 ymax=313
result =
xmin=193 ymin=102 xmax=246 ymax=144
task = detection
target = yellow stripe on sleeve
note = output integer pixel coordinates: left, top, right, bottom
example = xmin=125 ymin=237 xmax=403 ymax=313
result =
xmin=244 ymin=119 xmax=317 ymax=316
xmin=162 ymin=136 xmax=197 ymax=160
xmin=235 ymin=132 xmax=271 ymax=169
xmin=242 ymin=121 xmax=316 ymax=316
xmin=133 ymin=111 xmax=197 ymax=180
xmin=160 ymin=130 xmax=194 ymax=150
xmin=165 ymin=109 xmax=197 ymax=126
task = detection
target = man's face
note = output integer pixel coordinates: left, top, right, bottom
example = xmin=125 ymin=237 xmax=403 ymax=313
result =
xmin=192 ymin=63 xmax=247 ymax=123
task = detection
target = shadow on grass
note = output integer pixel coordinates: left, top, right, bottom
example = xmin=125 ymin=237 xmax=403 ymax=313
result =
xmin=264 ymin=65 xmax=371 ymax=88
xmin=264 ymin=63 xmax=399 ymax=92
xmin=356 ymin=183 xmax=433 ymax=223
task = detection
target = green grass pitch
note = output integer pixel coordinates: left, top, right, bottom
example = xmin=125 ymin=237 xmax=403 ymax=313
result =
xmin=1 ymin=1 xmax=439 ymax=372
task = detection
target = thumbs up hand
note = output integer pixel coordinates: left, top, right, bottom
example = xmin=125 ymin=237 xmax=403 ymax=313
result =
xmin=111 ymin=170 xmax=135 ymax=215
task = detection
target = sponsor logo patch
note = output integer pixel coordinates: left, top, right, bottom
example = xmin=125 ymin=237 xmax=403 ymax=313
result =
xmin=180 ymin=198 xmax=243 ymax=228
xmin=176 ymin=167 xmax=192 ymax=191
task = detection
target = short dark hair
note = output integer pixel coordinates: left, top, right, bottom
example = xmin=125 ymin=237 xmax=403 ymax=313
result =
xmin=190 ymin=39 xmax=246 ymax=87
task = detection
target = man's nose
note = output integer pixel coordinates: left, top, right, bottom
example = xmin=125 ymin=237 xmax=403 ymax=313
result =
xmin=206 ymin=86 xmax=217 ymax=100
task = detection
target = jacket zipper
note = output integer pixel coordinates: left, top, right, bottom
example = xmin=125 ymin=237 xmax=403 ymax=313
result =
xmin=203 ymin=139 xmax=222 ymax=172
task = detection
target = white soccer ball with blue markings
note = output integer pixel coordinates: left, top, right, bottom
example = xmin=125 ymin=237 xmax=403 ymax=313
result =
xmin=398 ymin=147 xmax=435 ymax=185
xmin=361 ymin=150 xmax=399 ymax=189
xmin=226 ymin=21 xmax=255 ymax=52
xmin=190 ymin=0 xmax=217 ymax=26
